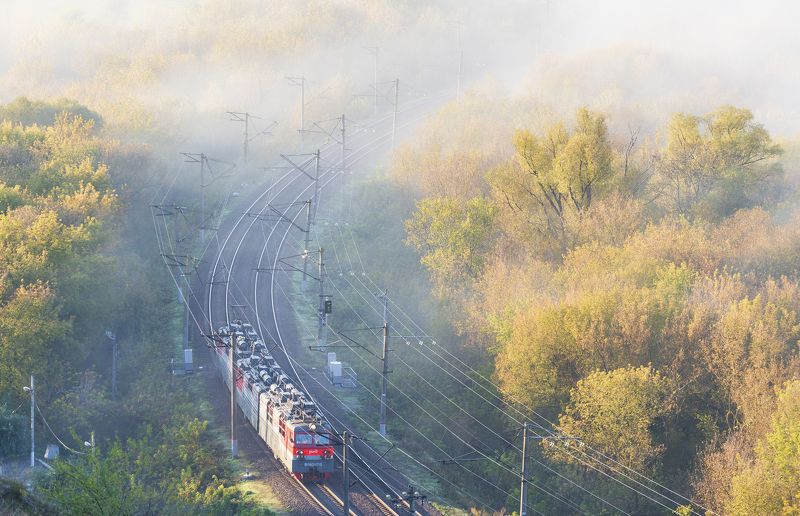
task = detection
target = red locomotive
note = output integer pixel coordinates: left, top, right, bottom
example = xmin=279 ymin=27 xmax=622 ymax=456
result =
xmin=214 ymin=320 xmax=335 ymax=479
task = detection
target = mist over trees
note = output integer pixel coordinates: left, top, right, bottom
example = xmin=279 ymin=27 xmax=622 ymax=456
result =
xmin=395 ymin=99 xmax=800 ymax=513
xmin=0 ymin=98 xmax=272 ymax=514
xmin=2 ymin=0 xmax=800 ymax=514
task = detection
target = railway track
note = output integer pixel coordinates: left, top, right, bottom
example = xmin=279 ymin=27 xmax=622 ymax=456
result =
xmin=204 ymin=96 xmax=443 ymax=515
xmin=301 ymin=483 xmax=339 ymax=515
xmin=223 ymin=350 xmax=386 ymax=516
xmin=256 ymin=107 xmax=440 ymax=516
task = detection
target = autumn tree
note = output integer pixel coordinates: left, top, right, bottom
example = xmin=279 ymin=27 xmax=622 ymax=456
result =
xmin=0 ymin=97 xmax=101 ymax=127
xmin=494 ymin=253 xmax=694 ymax=411
xmin=702 ymin=278 xmax=800 ymax=432
xmin=393 ymin=97 xmax=800 ymax=512
xmin=728 ymin=380 xmax=800 ymax=515
xmin=657 ymin=105 xmax=782 ymax=218
xmin=405 ymin=196 xmax=498 ymax=295
xmin=0 ymin=284 xmax=71 ymax=403
xmin=487 ymin=108 xmax=614 ymax=250
xmin=547 ymin=366 xmax=673 ymax=473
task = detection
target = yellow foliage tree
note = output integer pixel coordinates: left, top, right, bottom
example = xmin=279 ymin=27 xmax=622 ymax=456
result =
xmin=547 ymin=366 xmax=673 ymax=473
xmin=729 ymin=381 xmax=800 ymax=515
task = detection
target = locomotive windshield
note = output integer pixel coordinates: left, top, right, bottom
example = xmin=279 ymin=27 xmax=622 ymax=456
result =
xmin=315 ymin=433 xmax=330 ymax=445
xmin=294 ymin=432 xmax=313 ymax=445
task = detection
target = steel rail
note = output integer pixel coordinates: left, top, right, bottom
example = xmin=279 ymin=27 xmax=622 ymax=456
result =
xmin=258 ymin=104 xmax=443 ymax=515
xmin=206 ymin=96 xmax=440 ymax=515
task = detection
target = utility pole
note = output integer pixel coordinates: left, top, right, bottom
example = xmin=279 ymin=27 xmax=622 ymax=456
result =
xmin=379 ymin=291 xmax=390 ymax=436
xmin=287 ymin=77 xmax=305 ymax=152
xmin=269 ymin=152 xmax=320 ymax=289
xmin=176 ymin=233 xmax=190 ymax=355
xmin=520 ymin=422 xmax=529 ymax=516
xmin=183 ymin=276 xmax=190 ymax=349
xmin=200 ymin=155 xmax=205 ymax=242
xmin=391 ymin=79 xmax=399 ymax=152
xmin=364 ymin=47 xmax=379 ymax=115
xmin=313 ymin=149 xmax=321 ymax=221
xmin=181 ymin=152 xmax=208 ymax=242
xmin=23 ymin=376 xmax=34 ymax=469
xmin=456 ymin=21 xmax=463 ymax=103
xmin=112 ymin=337 xmax=117 ymax=398
xmin=230 ymin=340 xmax=237 ymax=458
xmin=457 ymin=50 xmax=463 ymax=103
xmin=298 ymin=150 xmax=320 ymax=292
xmin=227 ymin=112 xmax=251 ymax=166
xmin=334 ymin=298 xmax=429 ymax=436
xmin=341 ymin=113 xmax=347 ymax=173
xmin=317 ymin=248 xmax=328 ymax=348
xmin=342 ymin=430 xmax=350 ymax=516
xmin=373 ymin=48 xmax=379 ymax=115
xmin=106 ymin=331 xmax=117 ymax=400
xmin=341 ymin=113 xmax=351 ymax=222
xmin=182 ymin=234 xmax=192 ymax=352
xmin=244 ymin=114 xmax=249 ymax=164
xmin=302 ymin=199 xmax=312 ymax=290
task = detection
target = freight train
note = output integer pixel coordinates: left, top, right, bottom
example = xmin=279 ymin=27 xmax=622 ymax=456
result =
xmin=213 ymin=320 xmax=335 ymax=480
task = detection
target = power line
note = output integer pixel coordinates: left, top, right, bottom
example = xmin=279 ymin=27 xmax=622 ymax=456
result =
xmin=159 ymin=94 xmax=489 ymax=512
xmin=315 ymin=220 xmax=698 ymax=513
xmin=248 ymin=153 xmax=552 ymax=512
xmin=35 ymin=401 xmax=87 ymax=456
xmin=228 ymin=123 xmax=437 ymax=502
xmin=339 ymin=229 xmax=709 ymax=514
xmin=321 ymin=272 xmax=619 ymax=514
xmin=284 ymin=225 xmax=603 ymax=512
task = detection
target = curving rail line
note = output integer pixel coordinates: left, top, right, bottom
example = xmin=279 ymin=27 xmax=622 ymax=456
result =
xmin=205 ymin=96 xmax=442 ymax=515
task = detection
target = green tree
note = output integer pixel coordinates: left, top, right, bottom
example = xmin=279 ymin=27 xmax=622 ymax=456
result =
xmin=729 ymin=380 xmax=800 ymax=515
xmin=487 ymin=108 xmax=614 ymax=248
xmin=0 ymin=403 xmax=27 ymax=457
xmin=495 ymin=261 xmax=693 ymax=411
xmin=0 ymin=183 xmax=28 ymax=213
xmin=549 ymin=366 xmax=673 ymax=473
xmin=0 ymin=97 xmax=101 ymax=127
xmin=0 ymin=284 xmax=71 ymax=403
xmin=658 ymin=106 xmax=782 ymax=217
xmin=37 ymin=419 xmax=272 ymax=515
xmin=38 ymin=442 xmax=157 ymax=515
xmin=405 ymin=196 xmax=498 ymax=294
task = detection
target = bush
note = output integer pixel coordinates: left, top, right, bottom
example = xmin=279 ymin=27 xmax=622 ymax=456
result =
xmin=0 ymin=404 xmax=27 ymax=457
